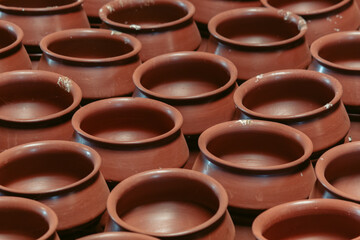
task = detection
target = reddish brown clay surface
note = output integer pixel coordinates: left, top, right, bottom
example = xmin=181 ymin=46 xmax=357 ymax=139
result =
xmin=78 ymin=232 xmax=160 ymax=240
xmin=346 ymin=113 xmax=360 ymax=142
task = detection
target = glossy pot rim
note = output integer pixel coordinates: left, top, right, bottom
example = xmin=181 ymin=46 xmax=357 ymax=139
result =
xmin=233 ymin=69 xmax=343 ymax=120
xmin=99 ymin=0 xmax=196 ymax=31
xmin=78 ymin=231 xmax=160 ymax=240
xmin=72 ymin=97 xmax=184 ymax=146
xmin=198 ymin=119 xmax=313 ymax=172
xmin=310 ymin=31 xmax=360 ymax=72
xmin=0 ymin=140 xmax=102 ymax=195
xmin=252 ymin=198 xmax=360 ymax=240
xmin=208 ymin=7 xmax=307 ymax=48
xmin=0 ymin=0 xmax=84 ymax=13
xmin=0 ymin=196 xmax=59 ymax=239
xmin=132 ymin=51 xmax=238 ymax=101
xmin=40 ymin=28 xmax=142 ymax=64
xmin=107 ymin=168 xmax=229 ymax=238
xmin=0 ymin=20 xmax=24 ymax=55
xmin=0 ymin=70 xmax=82 ymax=123
xmin=315 ymin=141 xmax=360 ymax=202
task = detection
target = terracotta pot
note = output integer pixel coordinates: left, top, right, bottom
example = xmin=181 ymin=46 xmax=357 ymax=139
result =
xmin=0 ymin=0 xmax=90 ymax=54
xmin=309 ymin=31 xmax=360 ymax=114
xmin=72 ymin=97 xmax=189 ymax=183
xmin=0 ymin=196 xmax=59 ymax=240
xmin=38 ymin=28 xmax=142 ymax=101
xmin=346 ymin=113 xmax=360 ymax=142
xmin=0 ymin=140 xmax=110 ymax=236
xmin=132 ymin=51 xmax=238 ymax=138
xmin=106 ymin=168 xmax=235 ymax=239
xmin=82 ymin=0 xmax=112 ymax=26
xmin=78 ymin=232 xmax=159 ymax=240
xmin=192 ymin=120 xmax=315 ymax=211
xmin=0 ymin=20 xmax=31 ymax=72
xmin=99 ymin=0 xmax=201 ymax=61
xmin=252 ymin=199 xmax=360 ymax=239
xmin=261 ymin=0 xmax=360 ymax=45
xmin=206 ymin=7 xmax=311 ymax=82
xmin=233 ymin=69 xmax=350 ymax=158
xmin=0 ymin=70 xmax=82 ymax=153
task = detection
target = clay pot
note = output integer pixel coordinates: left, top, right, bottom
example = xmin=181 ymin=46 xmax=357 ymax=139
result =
xmin=261 ymin=0 xmax=360 ymax=45
xmin=0 ymin=70 xmax=82 ymax=153
xmin=346 ymin=113 xmax=360 ymax=142
xmin=99 ymin=0 xmax=201 ymax=61
xmin=309 ymin=31 xmax=360 ymax=114
xmin=38 ymin=28 xmax=142 ymax=101
xmin=0 ymin=140 xmax=110 ymax=236
xmin=106 ymin=168 xmax=235 ymax=239
xmin=206 ymin=7 xmax=311 ymax=82
xmin=0 ymin=196 xmax=59 ymax=240
xmin=233 ymin=69 xmax=350 ymax=158
xmin=192 ymin=120 xmax=315 ymax=212
xmin=0 ymin=0 xmax=90 ymax=54
xmin=78 ymin=232 xmax=159 ymax=240
xmin=0 ymin=20 xmax=32 ymax=72
xmin=72 ymin=97 xmax=189 ymax=183
xmin=82 ymin=0 xmax=112 ymax=27
xmin=252 ymin=199 xmax=360 ymax=239
xmin=132 ymin=51 xmax=238 ymax=139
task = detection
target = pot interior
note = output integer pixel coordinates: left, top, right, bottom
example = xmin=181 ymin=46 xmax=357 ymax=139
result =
xmin=106 ymin=2 xmax=187 ymax=27
xmin=0 ymin=26 xmax=16 ymax=50
xmin=139 ymin=58 xmax=231 ymax=97
xmin=0 ymin=80 xmax=74 ymax=120
xmin=115 ymin=175 xmax=219 ymax=234
xmin=242 ymin=78 xmax=335 ymax=116
xmin=265 ymin=0 xmax=342 ymax=13
xmin=0 ymin=0 xmax=76 ymax=8
xmin=0 ymin=148 xmax=94 ymax=193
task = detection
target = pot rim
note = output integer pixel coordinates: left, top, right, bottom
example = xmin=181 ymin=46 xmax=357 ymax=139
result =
xmin=132 ymin=51 xmax=238 ymax=101
xmin=72 ymin=97 xmax=184 ymax=146
xmin=208 ymin=7 xmax=307 ymax=48
xmin=40 ymin=28 xmax=142 ymax=64
xmin=310 ymin=31 xmax=360 ymax=72
xmin=107 ymin=168 xmax=229 ymax=238
xmin=0 ymin=140 xmax=102 ymax=195
xmin=198 ymin=119 xmax=313 ymax=172
xmin=0 ymin=70 xmax=82 ymax=123
xmin=315 ymin=141 xmax=360 ymax=202
xmin=233 ymin=69 xmax=343 ymax=121
xmin=260 ymin=0 xmax=353 ymax=17
xmin=99 ymin=0 xmax=195 ymax=31
xmin=77 ymin=231 xmax=160 ymax=240
xmin=252 ymin=198 xmax=360 ymax=240
xmin=0 ymin=196 xmax=59 ymax=239
xmin=0 ymin=0 xmax=84 ymax=13
xmin=0 ymin=20 xmax=24 ymax=55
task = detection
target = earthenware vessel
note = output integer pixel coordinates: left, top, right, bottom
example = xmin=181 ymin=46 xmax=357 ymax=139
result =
xmin=252 ymin=199 xmax=360 ymax=239
xmin=346 ymin=113 xmax=360 ymax=142
xmin=0 ymin=140 xmax=110 ymax=237
xmin=106 ymin=168 xmax=235 ymax=239
xmin=99 ymin=0 xmax=201 ymax=61
xmin=82 ymin=0 xmax=111 ymax=27
xmin=233 ymin=69 xmax=350 ymax=158
xmin=261 ymin=0 xmax=360 ymax=45
xmin=309 ymin=31 xmax=360 ymax=113
xmin=0 ymin=20 xmax=31 ymax=72
xmin=207 ymin=7 xmax=311 ymax=82
xmin=0 ymin=196 xmax=60 ymax=240
xmin=72 ymin=97 xmax=189 ymax=183
xmin=132 ymin=51 xmax=238 ymax=139
xmin=78 ymin=232 xmax=160 ymax=240
xmin=38 ymin=28 xmax=142 ymax=101
xmin=0 ymin=70 xmax=82 ymax=153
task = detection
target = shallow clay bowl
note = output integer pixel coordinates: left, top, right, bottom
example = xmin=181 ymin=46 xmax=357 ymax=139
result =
xmin=78 ymin=232 xmax=159 ymax=240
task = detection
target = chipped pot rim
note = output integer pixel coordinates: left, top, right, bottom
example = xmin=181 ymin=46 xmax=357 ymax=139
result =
xmin=198 ymin=120 xmax=313 ymax=172
xmin=0 ymin=20 xmax=24 ymax=55
xmin=0 ymin=0 xmax=84 ymax=13
xmin=0 ymin=70 xmax=82 ymax=123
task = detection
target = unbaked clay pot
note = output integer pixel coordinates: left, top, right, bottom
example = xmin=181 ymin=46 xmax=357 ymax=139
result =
xmin=72 ymin=97 xmax=189 ymax=183
xmin=0 ymin=0 xmax=90 ymax=54
xmin=252 ymin=199 xmax=360 ymax=239
xmin=207 ymin=7 xmax=311 ymax=82
xmin=233 ymin=69 xmax=350 ymax=158
xmin=309 ymin=31 xmax=360 ymax=113
xmin=192 ymin=120 xmax=315 ymax=212
xmin=261 ymin=0 xmax=360 ymax=45
xmin=78 ymin=232 xmax=159 ymax=240
xmin=99 ymin=0 xmax=201 ymax=61
xmin=0 ymin=140 xmax=110 ymax=236
xmin=0 ymin=70 xmax=82 ymax=153
xmin=310 ymin=142 xmax=360 ymax=203
xmin=38 ymin=28 xmax=142 ymax=101
xmin=0 ymin=196 xmax=60 ymax=240
xmin=0 ymin=20 xmax=31 ymax=72
xmin=106 ymin=168 xmax=235 ymax=239
xmin=132 ymin=51 xmax=238 ymax=138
